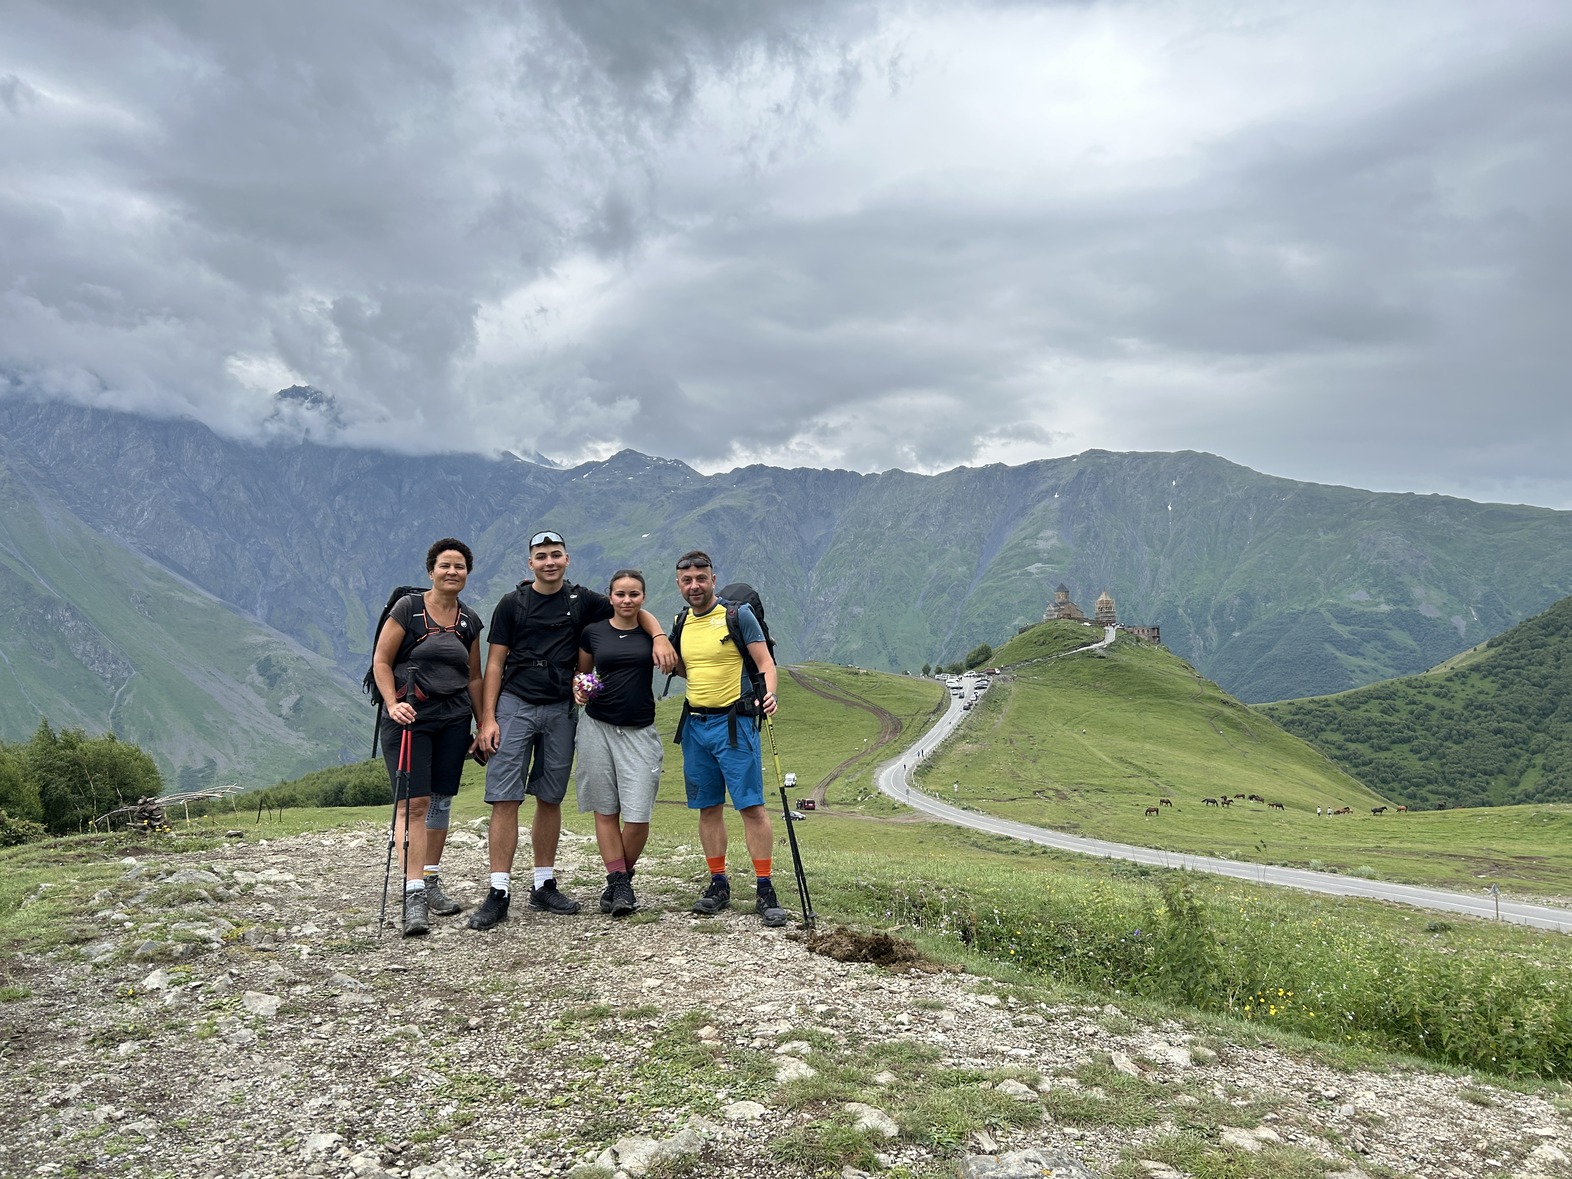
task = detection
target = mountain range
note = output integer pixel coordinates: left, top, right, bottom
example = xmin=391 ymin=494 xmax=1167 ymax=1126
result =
xmin=4 ymin=393 xmax=1572 ymax=784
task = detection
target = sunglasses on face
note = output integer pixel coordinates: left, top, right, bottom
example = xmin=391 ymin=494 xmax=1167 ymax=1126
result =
xmin=529 ymin=531 xmax=565 ymax=547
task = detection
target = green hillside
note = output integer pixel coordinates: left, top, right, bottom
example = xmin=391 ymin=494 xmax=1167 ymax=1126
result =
xmin=1260 ymin=595 xmax=1572 ymax=810
xmin=918 ymin=621 xmax=1380 ymax=823
xmin=0 ymin=461 xmax=367 ymax=788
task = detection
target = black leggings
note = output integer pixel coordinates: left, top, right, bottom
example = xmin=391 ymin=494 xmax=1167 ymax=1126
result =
xmin=381 ymin=716 xmax=470 ymax=800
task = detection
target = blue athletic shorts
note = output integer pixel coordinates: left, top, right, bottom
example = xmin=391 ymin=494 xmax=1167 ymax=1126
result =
xmin=681 ymin=712 xmax=765 ymax=811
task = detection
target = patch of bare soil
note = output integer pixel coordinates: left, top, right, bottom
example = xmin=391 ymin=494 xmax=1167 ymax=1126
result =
xmin=797 ymin=924 xmax=958 ymax=974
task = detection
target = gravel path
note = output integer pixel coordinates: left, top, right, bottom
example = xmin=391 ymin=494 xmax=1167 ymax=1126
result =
xmin=1 ymin=823 xmax=1567 ymax=1179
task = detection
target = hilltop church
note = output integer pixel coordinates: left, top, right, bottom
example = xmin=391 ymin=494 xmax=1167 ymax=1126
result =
xmin=1043 ymin=584 xmax=1161 ymax=644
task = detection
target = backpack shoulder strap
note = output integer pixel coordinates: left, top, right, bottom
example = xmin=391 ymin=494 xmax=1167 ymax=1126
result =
xmin=661 ymin=606 xmax=693 ymax=699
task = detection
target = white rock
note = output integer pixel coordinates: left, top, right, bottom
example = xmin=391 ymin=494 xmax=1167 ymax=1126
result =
xmin=242 ymin=991 xmax=282 ymax=1018
xmin=995 ymin=1079 xmax=1038 ymax=1102
xmin=141 ymin=968 xmax=172 ymax=991
xmin=301 ymin=1132 xmax=344 ymax=1158
xmin=1219 ymin=1127 xmax=1263 ymax=1153
xmin=1110 ymin=1051 xmax=1141 ymax=1077
xmin=722 ymin=1100 xmax=768 ymax=1121
xmin=775 ymin=1057 xmax=818 ymax=1082
xmin=775 ymin=1040 xmax=813 ymax=1056
xmin=843 ymin=1102 xmax=898 ymax=1138
xmin=1526 ymin=1143 xmax=1570 ymax=1170
xmin=1149 ymin=1042 xmax=1192 ymax=1068
xmin=872 ymin=1070 xmax=898 ymax=1086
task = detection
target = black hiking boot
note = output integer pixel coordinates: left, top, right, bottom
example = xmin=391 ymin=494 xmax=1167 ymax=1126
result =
xmin=755 ymin=879 xmax=788 ymax=928
xmin=528 ymin=878 xmax=581 ymax=915
xmin=423 ymin=874 xmax=464 ymax=916
xmin=692 ymin=875 xmax=731 ymax=915
xmin=600 ymin=867 xmax=636 ymax=913
xmin=402 ymin=888 xmax=430 ymax=936
xmin=466 ymin=887 xmax=510 ymax=930
xmin=606 ymin=871 xmax=637 ymax=918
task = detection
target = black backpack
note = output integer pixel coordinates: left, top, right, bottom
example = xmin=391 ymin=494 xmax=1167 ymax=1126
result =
xmin=361 ymin=585 xmax=478 ymax=755
xmin=361 ymin=585 xmax=425 ymax=700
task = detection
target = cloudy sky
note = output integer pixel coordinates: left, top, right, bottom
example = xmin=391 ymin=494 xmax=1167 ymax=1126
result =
xmin=5 ymin=1 xmax=1572 ymax=506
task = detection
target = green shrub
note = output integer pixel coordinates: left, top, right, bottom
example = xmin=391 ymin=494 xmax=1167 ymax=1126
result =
xmin=0 ymin=808 xmax=47 ymax=847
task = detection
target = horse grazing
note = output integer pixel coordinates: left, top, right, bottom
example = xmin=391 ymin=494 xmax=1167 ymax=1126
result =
xmin=1159 ymin=797 xmax=1173 ymax=807
xmin=1144 ymin=806 xmax=1160 ymax=817
xmin=1220 ymin=796 xmax=1233 ymax=807
xmin=1202 ymin=797 xmax=1220 ymax=807
xmin=1268 ymin=801 xmax=1285 ymax=810
xmin=1395 ymin=805 xmax=1408 ymax=813
xmin=1371 ymin=805 xmax=1387 ymax=815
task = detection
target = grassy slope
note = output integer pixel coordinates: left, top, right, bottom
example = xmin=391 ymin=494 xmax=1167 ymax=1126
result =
xmin=1259 ymin=595 xmax=1572 ymax=811
xmin=0 ymin=463 xmax=367 ymax=786
xmin=907 ymin=622 xmax=1572 ymax=895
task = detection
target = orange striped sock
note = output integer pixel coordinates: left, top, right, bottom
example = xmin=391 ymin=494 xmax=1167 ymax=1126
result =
xmin=752 ymin=858 xmax=772 ymax=880
xmin=706 ymin=855 xmax=728 ymax=877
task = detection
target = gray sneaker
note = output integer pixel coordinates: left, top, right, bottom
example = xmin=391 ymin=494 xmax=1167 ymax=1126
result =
xmin=755 ymin=879 xmax=788 ymax=928
xmin=402 ymin=888 xmax=430 ymax=936
xmin=423 ymin=874 xmax=464 ymax=916
xmin=692 ymin=875 xmax=731 ymax=915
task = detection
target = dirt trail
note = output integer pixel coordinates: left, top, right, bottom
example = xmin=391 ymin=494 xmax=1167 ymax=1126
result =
xmin=786 ymin=668 xmax=905 ymax=806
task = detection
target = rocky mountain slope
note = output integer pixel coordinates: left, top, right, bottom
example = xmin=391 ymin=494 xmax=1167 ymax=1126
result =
xmin=1 ymin=822 xmax=1567 ymax=1179
xmin=6 ymin=394 xmax=1572 ymax=779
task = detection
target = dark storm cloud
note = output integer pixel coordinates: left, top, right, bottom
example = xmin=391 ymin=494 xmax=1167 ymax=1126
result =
xmin=4 ymin=1 xmax=1572 ymax=505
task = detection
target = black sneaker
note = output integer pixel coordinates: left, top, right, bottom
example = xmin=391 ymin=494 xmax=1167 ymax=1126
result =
xmin=607 ymin=871 xmax=637 ymax=918
xmin=528 ymin=879 xmax=581 ymax=915
xmin=402 ymin=888 xmax=430 ymax=936
xmin=692 ymin=875 xmax=731 ymax=915
xmin=599 ymin=867 xmax=636 ymax=914
xmin=423 ymin=874 xmax=464 ymax=916
xmin=467 ymin=886 xmax=510 ymax=930
xmin=755 ymin=879 xmax=789 ymax=928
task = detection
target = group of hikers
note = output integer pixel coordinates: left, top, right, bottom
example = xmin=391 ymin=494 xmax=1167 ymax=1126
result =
xmin=368 ymin=530 xmax=790 ymax=937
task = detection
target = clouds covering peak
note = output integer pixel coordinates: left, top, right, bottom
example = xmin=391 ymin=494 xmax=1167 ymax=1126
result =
xmin=5 ymin=0 xmax=1572 ymax=506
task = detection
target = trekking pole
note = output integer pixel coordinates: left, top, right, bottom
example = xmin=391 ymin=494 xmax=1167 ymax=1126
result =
xmin=763 ymin=715 xmax=815 ymax=929
xmin=378 ymin=724 xmax=412 ymax=939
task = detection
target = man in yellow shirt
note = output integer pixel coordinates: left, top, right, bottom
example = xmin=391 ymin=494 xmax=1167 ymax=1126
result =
xmin=671 ymin=551 xmax=788 ymax=927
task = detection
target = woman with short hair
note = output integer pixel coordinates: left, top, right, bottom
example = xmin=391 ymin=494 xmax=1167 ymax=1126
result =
xmin=371 ymin=538 xmax=484 ymax=935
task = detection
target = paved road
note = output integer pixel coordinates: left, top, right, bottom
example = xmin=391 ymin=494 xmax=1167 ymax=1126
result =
xmin=879 ymin=656 xmax=1572 ymax=934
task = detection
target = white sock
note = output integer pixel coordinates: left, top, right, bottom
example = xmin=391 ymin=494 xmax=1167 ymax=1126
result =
xmin=533 ymin=867 xmax=554 ymax=889
xmin=490 ymin=872 xmax=510 ymax=894
xmin=405 ymin=879 xmax=425 ymax=893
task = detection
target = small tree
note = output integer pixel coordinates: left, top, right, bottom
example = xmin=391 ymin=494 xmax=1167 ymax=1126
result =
xmin=920 ymin=663 xmax=932 ymax=677
xmin=965 ymin=643 xmax=994 ymax=670
xmin=29 ymin=722 xmax=164 ymax=834
xmin=0 ymin=742 xmax=43 ymax=823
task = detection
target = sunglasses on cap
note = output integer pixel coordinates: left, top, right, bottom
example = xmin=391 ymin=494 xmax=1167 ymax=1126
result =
xmin=675 ymin=556 xmax=712 ymax=570
xmin=529 ymin=530 xmax=565 ymax=547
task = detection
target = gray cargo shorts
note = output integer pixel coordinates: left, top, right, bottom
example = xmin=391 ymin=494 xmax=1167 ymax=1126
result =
xmin=484 ymin=693 xmax=576 ymax=805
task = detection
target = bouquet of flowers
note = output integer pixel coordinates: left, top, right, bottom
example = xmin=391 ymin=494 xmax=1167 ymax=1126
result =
xmin=573 ymin=672 xmax=604 ymax=701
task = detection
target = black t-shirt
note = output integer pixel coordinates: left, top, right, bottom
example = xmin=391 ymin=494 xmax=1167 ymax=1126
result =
xmin=388 ymin=593 xmax=484 ymax=727
xmin=579 ymin=620 xmax=656 ymax=728
xmin=489 ymin=581 xmax=612 ymax=704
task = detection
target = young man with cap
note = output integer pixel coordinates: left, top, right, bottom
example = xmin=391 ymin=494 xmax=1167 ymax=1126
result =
xmin=670 ymin=550 xmax=789 ymax=927
xmin=470 ymin=530 xmax=675 ymax=929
